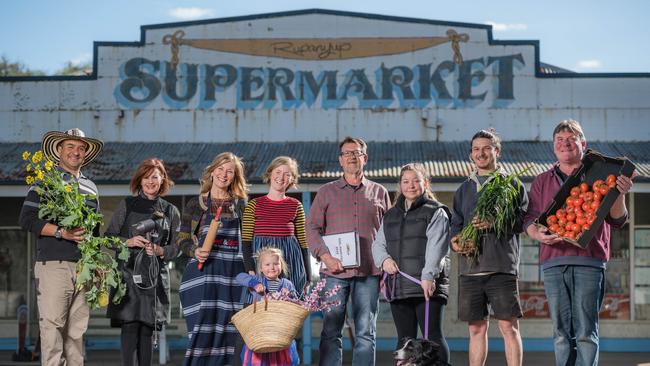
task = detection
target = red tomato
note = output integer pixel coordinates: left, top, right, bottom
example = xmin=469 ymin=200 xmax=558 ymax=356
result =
xmin=598 ymin=185 xmax=609 ymax=195
xmin=593 ymin=192 xmax=603 ymax=202
xmin=573 ymin=198 xmax=584 ymax=208
xmin=570 ymin=187 xmax=581 ymax=197
xmin=584 ymin=192 xmax=594 ymax=202
xmin=582 ymin=202 xmax=592 ymax=212
xmin=566 ymin=205 xmax=575 ymax=214
xmin=606 ymin=174 xmax=617 ymax=188
xmin=549 ymin=224 xmax=560 ymax=233
xmin=593 ymin=179 xmax=604 ymax=192
xmin=566 ymin=196 xmax=575 ymax=206
xmin=574 ymin=208 xmax=584 ymax=218
xmin=566 ymin=213 xmax=576 ymax=222
xmin=586 ymin=216 xmax=596 ymax=225
xmin=576 ymin=216 xmax=587 ymax=226
xmin=580 ymin=182 xmax=590 ymax=193
xmin=565 ymin=231 xmax=575 ymax=239
xmin=571 ymin=223 xmax=581 ymax=232
xmin=590 ymin=201 xmax=600 ymax=212
xmin=558 ymin=217 xmax=568 ymax=227
xmin=556 ymin=209 xmax=567 ymax=218
xmin=547 ymin=215 xmax=558 ymax=225
xmin=556 ymin=226 xmax=566 ymax=235
xmin=582 ymin=223 xmax=591 ymax=231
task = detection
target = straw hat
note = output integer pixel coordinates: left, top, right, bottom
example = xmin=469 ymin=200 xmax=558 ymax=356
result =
xmin=41 ymin=128 xmax=103 ymax=167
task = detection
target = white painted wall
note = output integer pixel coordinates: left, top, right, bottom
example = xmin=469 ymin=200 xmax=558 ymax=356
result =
xmin=1 ymin=12 xmax=649 ymax=143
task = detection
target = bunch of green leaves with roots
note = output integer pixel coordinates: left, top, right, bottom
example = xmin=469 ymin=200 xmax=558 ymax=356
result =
xmin=458 ymin=168 xmax=528 ymax=263
xmin=23 ymin=150 xmax=129 ymax=309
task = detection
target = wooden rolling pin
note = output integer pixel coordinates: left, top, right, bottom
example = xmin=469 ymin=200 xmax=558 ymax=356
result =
xmin=197 ymin=206 xmax=222 ymax=270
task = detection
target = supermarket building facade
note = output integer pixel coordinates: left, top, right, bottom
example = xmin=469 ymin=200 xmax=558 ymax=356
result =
xmin=0 ymin=9 xmax=649 ymax=355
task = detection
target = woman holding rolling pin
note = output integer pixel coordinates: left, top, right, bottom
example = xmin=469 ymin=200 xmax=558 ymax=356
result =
xmin=178 ymin=152 xmax=248 ymax=366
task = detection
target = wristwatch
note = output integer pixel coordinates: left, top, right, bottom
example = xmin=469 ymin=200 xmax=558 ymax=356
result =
xmin=54 ymin=226 xmax=63 ymax=240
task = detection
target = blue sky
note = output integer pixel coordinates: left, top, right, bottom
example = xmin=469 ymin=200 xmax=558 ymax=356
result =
xmin=2 ymin=0 xmax=648 ymax=74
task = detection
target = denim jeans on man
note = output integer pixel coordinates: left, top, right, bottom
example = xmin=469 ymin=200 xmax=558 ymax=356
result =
xmin=543 ymin=265 xmax=605 ymax=366
xmin=319 ymin=275 xmax=380 ymax=366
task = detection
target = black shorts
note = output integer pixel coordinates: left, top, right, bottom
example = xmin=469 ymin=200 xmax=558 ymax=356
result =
xmin=458 ymin=273 xmax=522 ymax=322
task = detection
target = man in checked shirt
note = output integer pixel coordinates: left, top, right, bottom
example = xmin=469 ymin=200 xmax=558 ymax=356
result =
xmin=307 ymin=136 xmax=391 ymax=366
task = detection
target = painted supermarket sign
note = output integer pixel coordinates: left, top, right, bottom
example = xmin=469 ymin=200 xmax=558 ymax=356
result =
xmin=114 ymin=30 xmax=526 ymax=110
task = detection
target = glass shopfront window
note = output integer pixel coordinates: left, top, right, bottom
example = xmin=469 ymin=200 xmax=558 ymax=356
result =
xmin=633 ymin=192 xmax=650 ymax=225
xmin=0 ymin=229 xmax=29 ymax=320
xmin=602 ymin=223 xmax=630 ymax=320
xmin=519 ymin=235 xmax=547 ymax=318
xmin=0 ymin=197 xmax=32 ymax=322
xmin=634 ymin=193 xmax=650 ymax=320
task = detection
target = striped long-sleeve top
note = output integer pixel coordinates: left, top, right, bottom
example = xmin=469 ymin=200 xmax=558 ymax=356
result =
xmin=241 ymin=195 xmax=307 ymax=248
xmin=240 ymin=195 xmax=311 ymax=278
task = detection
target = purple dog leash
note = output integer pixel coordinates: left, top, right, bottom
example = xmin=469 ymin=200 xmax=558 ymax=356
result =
xmin=382 ymin=271 xmax=430 ymax=340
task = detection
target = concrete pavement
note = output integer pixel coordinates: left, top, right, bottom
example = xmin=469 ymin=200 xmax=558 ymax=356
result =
xmin=2 ymin=350 xmax=650 ymax=365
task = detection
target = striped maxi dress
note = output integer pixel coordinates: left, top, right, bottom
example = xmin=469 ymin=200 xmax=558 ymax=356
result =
xmin=179 ymin=198 xmax=246 ymax=366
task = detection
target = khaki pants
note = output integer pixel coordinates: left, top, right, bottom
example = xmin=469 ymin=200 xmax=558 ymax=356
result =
xmin=35 ymin=261 xmax=89 ymax=366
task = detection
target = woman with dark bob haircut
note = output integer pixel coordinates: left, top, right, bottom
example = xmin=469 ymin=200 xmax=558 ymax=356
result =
xmin=104 ymin=158 xmax=181 ymax=366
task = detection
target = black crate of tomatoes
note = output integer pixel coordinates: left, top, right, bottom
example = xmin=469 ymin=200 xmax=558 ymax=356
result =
xmin=536 ymin=149 xmax=635 ymax=249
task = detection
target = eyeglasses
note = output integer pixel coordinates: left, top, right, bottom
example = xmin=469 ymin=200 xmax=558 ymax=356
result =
xmin=339 ymin=150 xmax=366 ymax=157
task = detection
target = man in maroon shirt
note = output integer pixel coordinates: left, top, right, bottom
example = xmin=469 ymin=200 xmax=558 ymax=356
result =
xmin=307 ymin=136 xmax=390 ymax=366
xmin=524 ymin=120 xmax=633 ymax=366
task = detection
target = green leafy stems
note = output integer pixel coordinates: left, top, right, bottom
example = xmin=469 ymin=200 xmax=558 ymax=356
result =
xmin=458 ymin=166 xmax=529 ymax=263
xmin=23 ymin=150 xmax=129 ymax=309
xmin=76 ymin=236 xmax=129 ymax=309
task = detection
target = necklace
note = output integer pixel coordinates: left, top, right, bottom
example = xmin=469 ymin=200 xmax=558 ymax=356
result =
xmin=211 ymin=196 xmax=232 ymax=215
xmin=211 ymin=197 xmax=230 ymax=205
xmin=211 ymin=188 xmax=231 ymax=200
xmin=213 ymin=192 xmax=230 ymax=199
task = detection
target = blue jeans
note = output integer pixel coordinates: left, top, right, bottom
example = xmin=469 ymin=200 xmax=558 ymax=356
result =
xmin=319 ymin=275 xmax=380 ymax=366
xmin=543 ymin=265 xmax=605 ymax=366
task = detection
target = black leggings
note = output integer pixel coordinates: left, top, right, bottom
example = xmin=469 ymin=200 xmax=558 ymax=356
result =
xmin=121 ymin=321 xmax=154 ymax=366
xmin=390 ymin=297 xmax=450 ymax=363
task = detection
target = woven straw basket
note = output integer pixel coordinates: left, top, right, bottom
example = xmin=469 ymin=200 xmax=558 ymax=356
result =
xmin=231 ymin=297 xmax=309 ymax=353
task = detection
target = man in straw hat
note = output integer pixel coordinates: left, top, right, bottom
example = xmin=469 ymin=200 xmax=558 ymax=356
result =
xmin=19 ymin=128 xmax=103 ymax=366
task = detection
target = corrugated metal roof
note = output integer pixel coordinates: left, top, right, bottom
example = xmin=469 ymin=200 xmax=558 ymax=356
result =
xmin=2 ymin=141 xmax=648 ymax=185
xmin=539 ymin=62 xmax=576 ymax=74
